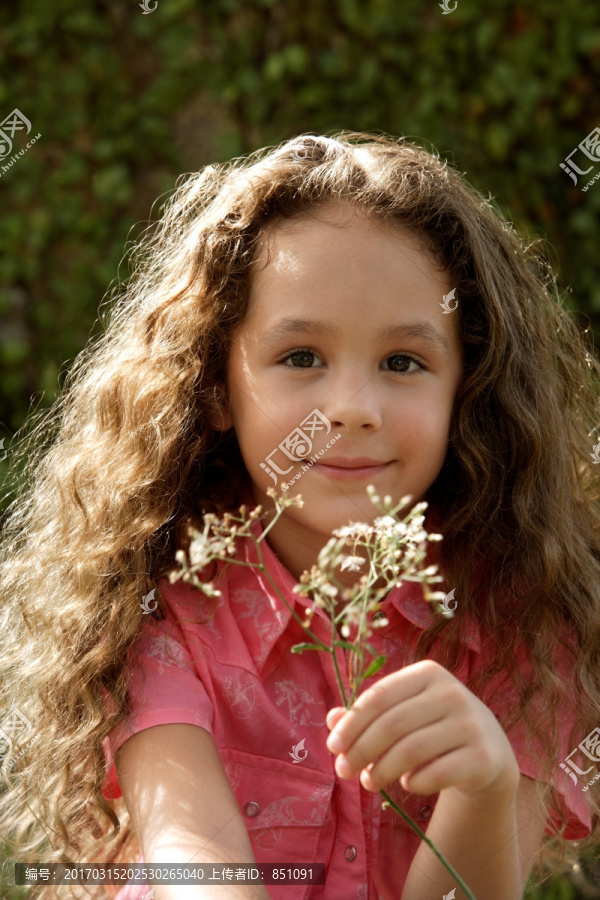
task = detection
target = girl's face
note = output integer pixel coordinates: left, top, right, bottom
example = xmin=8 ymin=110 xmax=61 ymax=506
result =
xmin=214 ymin=201 xmax=463 ymax=576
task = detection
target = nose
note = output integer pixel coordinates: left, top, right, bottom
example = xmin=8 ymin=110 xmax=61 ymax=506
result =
xmin=323 ymin=369 xmax=383 ymax=431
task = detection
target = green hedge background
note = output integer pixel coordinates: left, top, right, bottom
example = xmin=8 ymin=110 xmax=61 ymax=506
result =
xmin=1 ymin=0 xmax=600 ymax=896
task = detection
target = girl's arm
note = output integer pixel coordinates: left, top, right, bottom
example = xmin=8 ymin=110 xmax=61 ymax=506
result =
xmin=115 ymin=723 xmax=271 ymax=900
xmin=400 ymin=772 xmax=549 ymax=900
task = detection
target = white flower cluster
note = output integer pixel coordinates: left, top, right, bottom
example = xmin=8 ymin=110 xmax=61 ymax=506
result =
xmin=171 ymin=488 xmax=304 ymax=597
xmin=171 ymin=485 xmax=448 ymax=689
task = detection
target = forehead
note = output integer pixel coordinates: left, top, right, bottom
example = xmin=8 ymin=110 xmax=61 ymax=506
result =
xmin=246 ymin=202 xmax=455 ymax=328
xmin=251 ymin=201 xmax=430 ymax=272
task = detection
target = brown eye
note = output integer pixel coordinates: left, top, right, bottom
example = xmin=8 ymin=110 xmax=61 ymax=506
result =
xmin=282 ymin=350 xmax=317 ymax=367
xmin=385 ymin=354 xmax=423 ymax=373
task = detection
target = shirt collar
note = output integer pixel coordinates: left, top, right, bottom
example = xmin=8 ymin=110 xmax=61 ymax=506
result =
xmin=232 ymin=491 xmax=481 ymax=672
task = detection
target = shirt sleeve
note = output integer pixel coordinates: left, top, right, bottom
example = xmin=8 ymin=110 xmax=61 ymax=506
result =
xmin=474 ymin=631 xmax=592 ymax=840
xmin=101 ymin=610 xmax=214 ymax=800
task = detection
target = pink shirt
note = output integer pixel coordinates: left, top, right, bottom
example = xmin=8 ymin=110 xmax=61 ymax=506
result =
xmin=102 ymin=507 xmax=591 ymax=900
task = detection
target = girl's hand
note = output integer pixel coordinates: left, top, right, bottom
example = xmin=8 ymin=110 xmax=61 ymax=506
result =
xmin=325 ymin=659 xmax=520 ymax=801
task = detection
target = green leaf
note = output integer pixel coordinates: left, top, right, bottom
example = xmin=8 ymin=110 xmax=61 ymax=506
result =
xmin=362 ymin=655 xmax=387 ymax=680
xmin=291 ymin=642 xmax=323 ymax=653
xmin=335 ymin=640 xmax=362 ymax=652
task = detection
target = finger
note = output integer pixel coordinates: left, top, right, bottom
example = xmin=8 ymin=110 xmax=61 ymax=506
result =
xmin=329 ymin=688 xmax=447 ymax=777
xmin=326 ymin=707 xmax=346 ymax=730
xmin=398 ymin=746 xmax=479 ymax=796
xmin=326 ymin=661 xmax=436 ymax=753
xmin=356 ymin=719 xmax=465 ymax=791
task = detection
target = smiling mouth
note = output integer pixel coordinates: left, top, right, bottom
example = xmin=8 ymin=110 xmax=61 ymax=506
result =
xmin=304 ymin=460 xmax=393 ymax=480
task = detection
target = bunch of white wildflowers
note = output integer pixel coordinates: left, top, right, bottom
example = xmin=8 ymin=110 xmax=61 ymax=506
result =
xmin=171 ymin=485 xmax=447 ymax=703
xmin=170 ymin=485 xmax=477 ymax=899
xmin=292 ymin=485 xmax=447 ymax=700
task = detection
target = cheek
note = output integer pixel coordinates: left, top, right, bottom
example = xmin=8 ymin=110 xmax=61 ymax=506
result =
xmin=227 ymin=357 xmax=286 ymax=421
xmin=227 ymin=384 xmax=304 ymax=466
xmin=392 ymin=396 xmax=438 ymax=438
xmin=392 ymin=398 xmax=451 ymax=463
xmin=229 ymin=379 xmax=312 ymax=446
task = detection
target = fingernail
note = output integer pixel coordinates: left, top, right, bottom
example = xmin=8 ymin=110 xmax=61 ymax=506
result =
xmin=326 ymin=708 xmax=342 ymax=728
xmin=327 ymin=731 xmax=344 ymax=752
xmin=336 ymin=755 xmax=353 ymax=777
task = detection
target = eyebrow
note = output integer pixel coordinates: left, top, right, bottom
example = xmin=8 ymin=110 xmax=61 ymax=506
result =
xmin=261 ymin=317 xmax=451 ymax=357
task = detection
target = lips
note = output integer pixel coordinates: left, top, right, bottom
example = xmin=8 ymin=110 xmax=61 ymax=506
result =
xmin=306 ymin=457 xmax=393 ymax=481
xmin=313 ymin=456 xmax=390 ymax=469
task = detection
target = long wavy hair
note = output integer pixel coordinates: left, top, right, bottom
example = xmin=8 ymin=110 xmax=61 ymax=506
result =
xmin=1 ymin=131 xmax=600 ymax=897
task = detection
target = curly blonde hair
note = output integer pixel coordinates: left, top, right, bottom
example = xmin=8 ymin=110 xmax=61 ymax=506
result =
xmin=1 ymin=130 xmax=599 ymax=897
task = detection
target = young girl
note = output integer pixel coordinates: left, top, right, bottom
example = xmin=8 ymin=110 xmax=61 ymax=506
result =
xmin=0 ymin=131 xmax=599 ymax=900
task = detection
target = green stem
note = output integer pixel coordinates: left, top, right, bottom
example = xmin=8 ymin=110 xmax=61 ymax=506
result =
xmin=330 ymin=645 xmax=349 ymax=709
xmin=255 ymin=506 xmax=282 ymax=543
xmin=252 ymin=527 xmax=354 ymax=711
xmin=214 ymin=558 xmax=263 ymax=571
xmin=379 ymin=789 xmax=477 ymax=900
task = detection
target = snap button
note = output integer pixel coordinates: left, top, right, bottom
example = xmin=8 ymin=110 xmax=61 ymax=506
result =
xmin=418 ymin=804 xmax=432 ymax=820
xmin=344 ymin=845 xmax=357 ymax=862
xmin=244 ymin=801 xmax=260 ymax=817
